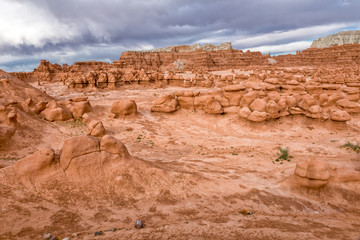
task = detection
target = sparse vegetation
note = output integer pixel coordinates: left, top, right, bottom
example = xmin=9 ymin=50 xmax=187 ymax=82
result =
xmin=273 ymin=147 xmax=293 ymax=164
xmin=0 ymin=157 xmax=20 ymax=161
xmin=137 ymin=134 xmax=144 ymax=142
xmin=69 ymin=118 xmax=85 ymax=128
xmin=341 ymin=142 xmax=360 ymax=153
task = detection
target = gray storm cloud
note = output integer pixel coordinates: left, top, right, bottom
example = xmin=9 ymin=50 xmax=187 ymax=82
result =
xmin=0 ymin=0 xmax=359 ymax=71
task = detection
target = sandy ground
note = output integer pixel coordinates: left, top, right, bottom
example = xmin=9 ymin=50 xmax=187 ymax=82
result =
xmin=1 ymin=82 xmax=360 ymax=240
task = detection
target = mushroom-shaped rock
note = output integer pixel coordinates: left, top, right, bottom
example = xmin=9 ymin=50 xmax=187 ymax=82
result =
xmin=266 ymin=100 xmax=280 ymax=118
xmin=336 ymin=99 xmax=360 ymax=113
xmin=249 ymin=99 xmax=266 ymax=112
xmin=247 ymin=111 xmax=269 ymax=122
xmin=151 ymin=94 xmax=179 ymax=113
xmin=111 ymin=100 xmax=137 ymax=116
xmin=40 ymin=107 xmax=72 ymax=121
xmin=285 ymin=96 xmax=297 ymax=108
xmin=87 ymin=120 xmax=105 ymax=137
xmin=293 ymin=159 xmax=330 ymax=188
xmin=59 ymin=136 xmax=100 ymax=171
xmin=239 ymin=107 xmax=252 ymax=119
xmin=298 ymin=96 xmax=317 ymax=111
xmin=267 ymin=91 xmax=281 ymax=102
xmin=204 ymin=97 xmax=223 ymax=114
xmin=308 ymin=105 xmax=322 ymax=114
xmin=239 ymin=92 xmax=258 ymax=108
xmin=330 ymin=110 xmax=351 ymax=122
xmin=72 ymin=100 xmax=92 ymax=119
xmin=100 ymin=135 xmax=130 ymax=158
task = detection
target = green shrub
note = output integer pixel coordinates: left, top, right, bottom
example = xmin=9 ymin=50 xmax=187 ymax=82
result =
xmin=341 ymin=142 xmax=360 ymax=153
xmin=273 ymin=147 xmax=293 ymax=164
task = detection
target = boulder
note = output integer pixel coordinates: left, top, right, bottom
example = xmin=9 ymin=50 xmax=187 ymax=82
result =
xmin=330 ymin=110 xmax=351 ymax=122
xmin=298 ymin=96 xmax=317 ymax=111
xmin=87 ymin=120 xmax=106 ymax=137
xmin=336 ymin=99 xmax=360 ymax=113
xmin=285 ymin=95 xmax=297 ymax=108
xmin=266 ymin=100 xmax=280 ymax=118
xmin=247 ymin=111 xmax=269 ymax=122
xmin=239 ymin=92 xmax=258 ymax=108
xmin=204 ymin=97 xmax=224 ymax=114
xmin=72 ymin=100 xmax=92 ymax=119
xmin=59 ymin=136 xmax=100 ymax=170
xmin=249 ymin=99 xmax=267 ymax=112
xmin=239 ymin=107 xmax=251 ymax=119
xmin=308 ymin=105 xmax=322 ymax=114
xmin=151 ymin=94 xmax=179 ymax=113
xmin=267 ymin=91 xmax=281 ymax=102
xmin=33 ymin=101 xmax=47 ymax=114
xmin=293 ymin=159 xmax=330 ymax=188
xmin=111 ymin=100 xmax=137 ymax=115
xmin=40 ymin=107 xmax=72 ymax=121
xmin=100 ymin=135 xmax=130 ymax=158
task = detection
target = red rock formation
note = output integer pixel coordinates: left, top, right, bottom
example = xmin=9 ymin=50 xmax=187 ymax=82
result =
xmin=115 ymin=48 xmax=269 ymax=71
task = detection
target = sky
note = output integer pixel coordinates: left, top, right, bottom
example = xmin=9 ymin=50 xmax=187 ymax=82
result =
xmin=0 ymin=0 xmax=359 ymax=72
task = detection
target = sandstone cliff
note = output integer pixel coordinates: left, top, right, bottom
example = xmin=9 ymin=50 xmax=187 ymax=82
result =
xmin=114 ymin=43 xmax=268 ymax=71
xmin=311 ymin=30 xmax=360 ymax=48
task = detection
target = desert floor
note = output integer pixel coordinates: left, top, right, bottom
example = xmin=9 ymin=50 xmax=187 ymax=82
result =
xmin=1 ymin=82 xmax=360 ymax=240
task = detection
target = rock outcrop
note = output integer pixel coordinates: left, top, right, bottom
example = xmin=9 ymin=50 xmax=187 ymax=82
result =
xmin=150 ymin=75 xmax=359 ymax=122
xmin=311 ymin=30 xmax=360 ymax=48
xmin=111 ymin=100 xmax=137 ymax=116
xmin=151 ymin=94 xmax=179 ymax=113
xmin=293 ymin=159 xmax=330 ymax=188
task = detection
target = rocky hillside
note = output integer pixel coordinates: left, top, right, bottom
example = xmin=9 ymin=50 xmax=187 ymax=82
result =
xmin=311 ymin=30 xmax=360 ymax=48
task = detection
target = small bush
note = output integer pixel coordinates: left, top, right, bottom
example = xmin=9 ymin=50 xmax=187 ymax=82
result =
xmin=341 ymin=142 xmax=360 ymax=153
xmin=273 ymin=147 xmax=293 ymax=164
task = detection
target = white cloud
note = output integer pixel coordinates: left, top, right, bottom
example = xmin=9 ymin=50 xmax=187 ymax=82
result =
xmin=0 ymin=0 xmax=78 ymax=47
xmin=243 ymin=41 xmax=312 ymax=55
xmin=195 ymin=23 xmax=351 ymax=48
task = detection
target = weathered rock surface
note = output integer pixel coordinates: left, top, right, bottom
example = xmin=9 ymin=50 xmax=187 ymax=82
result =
xmin=311 ymin=30 xmax=360 ymax=48
xmin=293 ymin=159 xmax=330 ymax=188
xmin=111 ymin=100 xmax=137 ymax=116
xmin=151 ymin=94 xmax=179 ymax=113
xmin=87 ymin=120 xmax=106 ymax=137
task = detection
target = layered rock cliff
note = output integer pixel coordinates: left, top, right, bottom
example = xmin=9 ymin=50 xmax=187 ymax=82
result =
xmin=114 ymin=43 xmax=269 ymax=71
xmin=311 ymin=30 xmax=360 ymax=48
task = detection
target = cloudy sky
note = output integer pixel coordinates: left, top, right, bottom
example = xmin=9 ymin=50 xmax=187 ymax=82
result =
xmin=0 ymin=0 xmax=359 ymax=72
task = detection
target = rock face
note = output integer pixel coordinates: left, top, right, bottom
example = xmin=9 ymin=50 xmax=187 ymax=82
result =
xmin=293 ymin=159 xmax=330 ymax=188
xmin=311 ymin=31 xmax=360 ymax=48
xmin=116 ymin=43 xmax=268 ymax=71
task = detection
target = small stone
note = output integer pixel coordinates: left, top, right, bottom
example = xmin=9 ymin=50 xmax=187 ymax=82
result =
xmin=62 ymin=238 xmax=70 ymax=240
xmin=135 ymin=220 xmax=144 ymax=229
xmin=105 ymin=228 xmax=117 ymax=232
xmin=43 ymin=233 xmax=52 ymax=240
xmin=94 ymin=231 xmax=103 ymax=236
xmin=239 ymin=208 xmax=252 ymax=215
xmin=71 ymin=233 xmax=78 ymax=237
